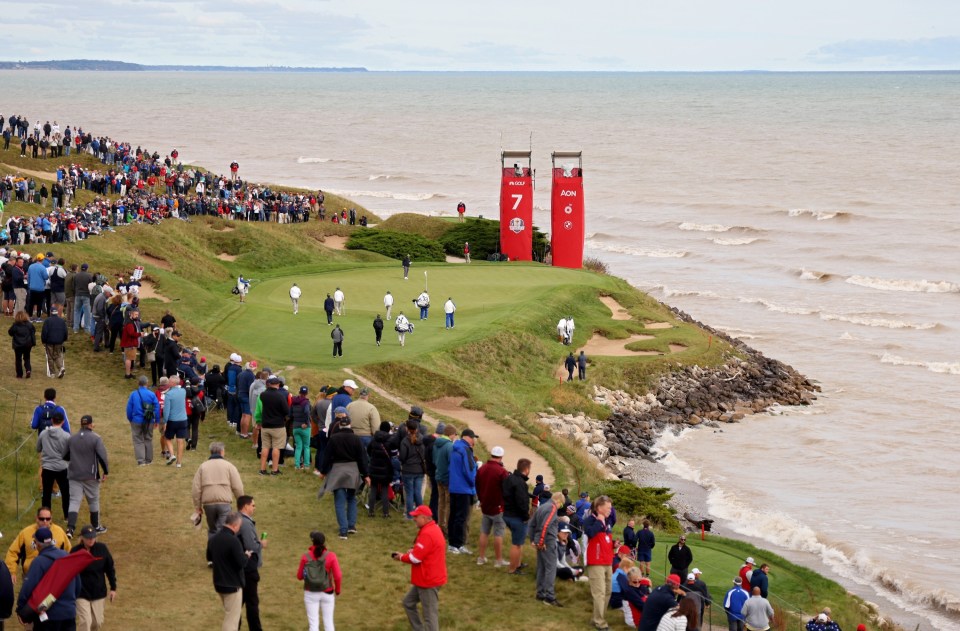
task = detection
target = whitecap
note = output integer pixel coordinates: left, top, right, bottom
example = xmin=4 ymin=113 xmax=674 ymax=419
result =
xmin=739 ymin=296 xmax=818 ymax=316
xmin=820 ymin=313 xmax=938 ymax=330
xmin=798 ymin=268 xmax=832 ymax=281
xmin=787 ymin=208 xmax=851 ymax=221
xmin=585 ymin=240 xmax=687 ymax=258
xmin=326 ymin=189 xmax=442 ymax=202
xmin=712 ymin=237 xmax=759 ymax=246
xmin=678 ymin=222 xmax=732 ymax=232
xmin=296 ymin=156 xmax=331 ymax=164
xmin=846 ymin=275 xmax=959 ymax=294
xmin=880 ymin=353 xmax=960 ymax=375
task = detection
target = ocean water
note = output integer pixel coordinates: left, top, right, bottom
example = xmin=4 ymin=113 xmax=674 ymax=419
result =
xmin=3 ymin=70 xmax=959 ymax=629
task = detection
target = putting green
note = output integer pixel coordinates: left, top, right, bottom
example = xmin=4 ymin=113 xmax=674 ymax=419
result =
xmin=209 ymin=263 xmax=610 ymax=369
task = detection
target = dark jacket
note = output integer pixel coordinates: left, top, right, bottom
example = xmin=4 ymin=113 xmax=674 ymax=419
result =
xmin=0 ymin=562 xmax=13 ymax=621
xmin=322 ymin=428 xmax=368 ymax=476
xmin=290 ymin=395 xmax=311 ymax=428
xmin=207 ymin=528 xmax=246 ymax=594
xmin=237 ymin=369 xmax=255 ymax=401
xmin=8 ymin=321 xmax=36 ymax=349
xmin=323 ymin=296 xmax=334 ymax=313
xmin=258 ymin=388 xmax=290 ymax=429
xmin=367 ymin=430 xmax=394 ymax=483
xmin=40 ymin=315 xmax=68 ymax=345
xmin=668 ymin=542 xmax=693 ymax=574
xmin=373 ymin=316 xmax=384 ymax=332
xmin=16 ymin=546 xmax=79 ymax=621
xmin=69 ymin=541 xmax=117 ymax=600
xmin=502 ymin=470 xmax=530 ymax=519
xmin=398 ymin=434 xmax=426 ymax=475
xmin=637 ymin=527 xmax=656 ymax=553
xmin=751 ymin=568 xmax=769 ymax=598
xmin=162 ymin=339 xmax=181 ymax=377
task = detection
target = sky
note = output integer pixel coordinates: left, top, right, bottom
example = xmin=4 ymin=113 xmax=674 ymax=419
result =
xmin=2 ymin=0 xmax=959 ymax=71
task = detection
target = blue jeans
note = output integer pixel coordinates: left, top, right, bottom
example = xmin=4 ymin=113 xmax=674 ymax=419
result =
xmin=445 ymin=313 xmax=454 ymax=328
xmin=73 ymin=296 xmax=92 ymax=334
xmin=402 ymin=474 xmax=424 ymax=517
xmin=419 ymin=306 xmax=428 ymax=319
xmin=333 ymin=488 xmax=357 ymax=535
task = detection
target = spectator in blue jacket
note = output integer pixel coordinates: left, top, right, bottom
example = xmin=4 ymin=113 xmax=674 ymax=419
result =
xmin=126 ymin=376 xmax=160 ymax=466
xmin=751 ymin=563 xmax=770 ymax=598
xmin=446 ymin=428 xmax=477 ymax=553
xmin=16 ymin=527 xmax=80 ymax=625
xmin=723 ymin=577 xmax=750 ymax=631
xmin=636 ymin=519 xmax=656 ymax=577
xmin=26 ymin=257 xmax=49 ymax=320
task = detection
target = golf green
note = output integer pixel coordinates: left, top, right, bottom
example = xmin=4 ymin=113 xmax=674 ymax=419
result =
xmin=209 ymin=262 xmax=612 ymax=368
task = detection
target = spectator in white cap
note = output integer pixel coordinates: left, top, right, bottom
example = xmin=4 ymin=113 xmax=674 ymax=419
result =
xmin=474 ymin=445 xmax=508 ymax=567
xmin=739 ymin=556 xmax=755 ymax=592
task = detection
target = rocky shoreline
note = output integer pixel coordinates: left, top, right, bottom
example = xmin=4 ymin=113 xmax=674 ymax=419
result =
xmin=535 ymin=305 xmax=820 ymax=527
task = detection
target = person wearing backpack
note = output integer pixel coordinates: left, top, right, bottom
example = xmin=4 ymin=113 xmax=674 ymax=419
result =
xmin=126 ymin=376 xmax=160 ymax=465
xmin=296 ymin=531 xmax=342 ymax=631
xmin=31 ymin=388 xmax=71 ymax=434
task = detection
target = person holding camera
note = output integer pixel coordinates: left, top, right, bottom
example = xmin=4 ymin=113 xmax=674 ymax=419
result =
xmin=392 ymin=505 xmax=446 ymax=631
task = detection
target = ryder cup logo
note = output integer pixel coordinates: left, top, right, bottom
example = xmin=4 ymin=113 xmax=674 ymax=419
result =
xmin=563 ymin=220 xmax=574 ymax=230
xmin=509 ymin=218 xmax=525 ymax=234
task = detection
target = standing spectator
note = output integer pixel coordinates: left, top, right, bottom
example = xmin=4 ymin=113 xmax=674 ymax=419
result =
xmin=323 ymin=294 xmax=334 ymax=325
xmin=373 ymin=314 xmax=384 ymax=346
xmin=622 ymin=518 xmax=638 ymax=551
xmin=126 ymin=376 xmax=159 ymax=466
xmin=636 ymin=519 xmax=656 ymax=577
xmin=254 ymin=376 xmax=289 ymax=476
xmin=502 ymin=458 xmax=532 ymax=574
xmin=346 ymin=387 xmax=380 ymax=449
xmin=64 ymin=415 xmax=109 ymax=539
xmin=723 ymin=577 xmax=750 ymax=631
xmin=332 ymin=287 xmax=344 ymax=315
xmin=402 ymin=254 xmax=411 ymax=280
xmin=431 ymin=424 xmax=456 ymax=536
xmin=463 ymin=241 xmax=470 ymax=262
xmin=668 ymin=535 xmax=693 ymax=582
xmin=236 ymin=496 xmax=264 ymax=631
xmin=161 ymin=375 xmax=189 ymax=468
xmin=291 ymin=386 xmax=313 ymax=471
xmin=475 ymin=446 xmax=509 ymax=567
xmin=119 ymin=308 xmax=142 ymax=379
xmin=528 ymin=491 xmax=564 ymax=607
xmin=237 ymin=361 xmax=256 ymax=441
xmin=688 ymin=568 xmax=712 ymax=628
xmin=447 ymin=428 xmax=478 ymax=554
xmin=207 ymin=512 xmax=248 ymax=631
xmin=15 ymin=528 xmax=79 ymax=628
xmin=224 ymin=353 xmax=243 ymax=429
xmin=36 ymin=414 xmax=71 ymax=519
xmin=751 ymin=564 xmax=770 ymax=598
xmin=392 ymin=505 xmax=446 ymax=631
xmin=63 ymin=264 xmax=77 ymax=327
xmin=289 ymin=283 xmax=301 ymax=315
xmin=330 ymin=324 xmax=344 ymax=358
xmin=583 ymin=495 xmax=615 ymax=629
xmin=383 ymin=290 xmax=394 ymax=320
xmin=70 ymin=525 xmax=117 ymax=631
xmin=318 ymin=414 xmax=370 ymax=539
xmin=399 ymin=420 xmax=427 ymax=519
xmin=416 ymin=290 xmax=430 ymax=320
xmin=40 ymin=306 xmax=68 ymax=378
xmin=297 ymin=531 xmax=342 ymax=631
xmin=738 ymin=557 xmax=755 ymax=593
xmin=577 ymin=350 xmax=588 ymax=381
xmin=741 ymin=587 xmax=774 ymax=631
xmin=443 ymin=297 xmax=456 ymax=329
xmin=367 ymin=422 xmax=395 ymax=517
xmin=193 ymin=442 xmax=245 ymax=556
xmin=0 ymin=561 xmax=12 ymax=631
xmin=8 ymin=311 xmax=35 ymax=378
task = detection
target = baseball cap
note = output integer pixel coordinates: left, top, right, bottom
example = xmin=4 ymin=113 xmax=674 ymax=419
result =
xmin=299 ymin=386 xmax=309 ymax=394
xmin=618 ymin=545 xmax=632 ymax=556
xmin=579 ymin=491 xmax=589 ymax=498
xmin=266 ymin=376 xmax=281 ymax=385
xmin=334 ymin=406 xmax=348 ymax=416
xmin=435 ymin=422 xmax=446 ymax=434
xmin=745 ymin=556 xmax=755 ymax=564
xmin=692 ymin=568 xmax=701 ymax=575
xmin=491 ymin=446 xmax=505 ymax=457
xmin=559 ymin=524 xmax=571 ymax=533
xmin=461 ymin=428 xmax=477 ymax=439
xmin=230 ymin=353 xmax=242 ymax=363
xmin=342 ymin=379 xmax=358 ymax=389
xmin=733 ymin=577 xmax=743 ymax=585
xmin=81 ymin=263 xmax=89 ymax=269
xmin=687 ymin=573 xmax=696 ymax=581
xmin=34 ymin=527 xmax=53 ymax=543
xmin=358 ymin=387 xmax=369 ymax=396
xmin=409 ymin=405 xmax=423 ymax=417
xmin=410 ymin=505 xmax=432 ymax=518
xmin=667 ymin=574 xmax=682 ymax=585
xmin=80 ymin=525 xmax=97 ymax=539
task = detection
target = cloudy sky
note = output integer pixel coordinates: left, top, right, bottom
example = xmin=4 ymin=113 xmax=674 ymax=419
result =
xmin=3 ymin=0 xmax=959 ymax=70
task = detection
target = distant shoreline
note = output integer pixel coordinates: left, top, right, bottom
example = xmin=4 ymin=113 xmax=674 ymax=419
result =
xmin=0 ymin=60 xmax=367 ymax=72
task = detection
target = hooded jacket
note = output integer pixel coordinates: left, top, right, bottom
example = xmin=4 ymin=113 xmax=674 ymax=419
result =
xmin=447 ymin=438 xmax=476 ymax=495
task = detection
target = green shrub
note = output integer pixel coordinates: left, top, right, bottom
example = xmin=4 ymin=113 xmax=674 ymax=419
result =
xmin=594 ymin=480 xmax=681 ymax=531
xmin=439 ymin=218 xmax=549 ymax=261
xmin=378 ymin=213 xmax=453 ymax=240
xmin=345 ymin=229 xmax=445 ymax=262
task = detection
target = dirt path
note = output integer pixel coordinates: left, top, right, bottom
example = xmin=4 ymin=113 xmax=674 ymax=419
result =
xmin=345 ymin=369 xmax=555 ymax=483
xmin=6 ymin=166 xmax=57 ymax=181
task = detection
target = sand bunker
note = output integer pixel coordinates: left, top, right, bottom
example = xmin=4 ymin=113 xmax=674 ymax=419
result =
xmin=137 ymin=280 xmax=169 ymax=302
xmin=600 ymin=296 xmax=631 ymax=320
xmin=323 ymin=235 xmax=349 ymax=250
xmin=582 ymin=333 xmax=657 ymax=356
xmin=644 ymin=322 xmax=673 ymax=330
xmin=669 ymin=344 xmax=688 ymax=353
xmin=217 ymin=253 xmax=238 ymax=262
xmin=140 ymin=253 xmax=172 ymax=271
xmin=445 ymin=255 xmax=466 ymax=264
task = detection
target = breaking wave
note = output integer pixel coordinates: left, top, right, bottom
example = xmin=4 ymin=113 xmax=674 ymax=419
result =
xmin=326 ymin=189 xmax=442 ymax=201
xmin=880 ymin=353 xmax=960 ymax=375
xmin=678 ymin=222 xmax=734 ymax=232
xmin=367 ymin=174 xmax=407 ymax=181
xmin=786 ymin=208 xmax=853 ymax=221
xmin=798 ymin=269 xmax=833 ymax=281
xmin=819 ymin=313 xmax=938 ymax=330
xmin=712 ymin=237 xmax=759 ymax=246
xmin=295 ymin=156 xmax=332 ymax=164
xmin=585 ymin=240 xmax=687 ymax=258
xmin=846 ymin=275 xmax=960 ymax=294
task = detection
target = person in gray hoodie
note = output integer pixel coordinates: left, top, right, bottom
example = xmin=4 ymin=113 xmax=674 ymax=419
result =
xmin=63 ymin=415 xmax=109 ymax=538
xmin=36 ymin=412 xmax=71 ymax=518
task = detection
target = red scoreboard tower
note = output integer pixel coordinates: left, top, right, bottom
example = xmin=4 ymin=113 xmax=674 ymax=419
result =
xmin=499 ymin=150 xmax=534 ymax=261
xmin=550 ymin=151 xmax=585 ymax=269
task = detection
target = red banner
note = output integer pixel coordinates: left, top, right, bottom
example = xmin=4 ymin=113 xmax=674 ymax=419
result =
xmin=550 ymin=167 xmax=585 ymax=268
xmin=499 ymin=167 xmax=533 ymax=261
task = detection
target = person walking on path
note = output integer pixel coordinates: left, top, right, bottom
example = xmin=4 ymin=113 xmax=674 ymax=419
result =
xmin=373 ymin=314 xmax=384 ymax=346
xmin=475 ymin=446 xmax=509 ymax=567
xmin=290 ymin=283 xmax=302 ymax=315
xmin=384 ymin=291 xmax=394 ymax=320
xmin=583 ymin=495 xmax=615 ymax=629
xmin=577 ymin=350 xmax=588 ymax=381
xmin=237 ymin=496 xmax=265 ymax=631
xmin=126 ymin=376 xmax=159 ymax=466
xmin=207 ymin=512 xmax=248 ymax=631
xmin=323 ymin=294 xmax=334 ymax=325
xmin=70 ymin=525 xmax=117 ymax=631
xmin=318 ymin=414 xmax=370 ymax=539
xmin=161 ymin=375 xmax=189 ymax=468
xmin=64 ymin=415 xmax=109 ymax=539
xmin=36 ymin=413 xmax=71 ymax=519
xmin=8 ymin=310 xmax=36 ymax=379
xmin=4 ymin=508 xmax=69 ymax=586
xmin=395 ymin=312 xmax=412 ymax=347
xmin=15 ymin=527 xmax=79 ymax=628
xmin=332 ymin=287 xmax=344 ymax=316
xmin=447 ymin=429 xmax=478 ymax=554
xmin=529 ymin=491 xmax=564 ymax=607
xmin=723 ymin=577 xmax=750 ymax=631
xmin=40 ymin=306 xmax=68 ymax=378
xmin=237 ymin=276 xmax=250 ymax=303
xmin=297 ymin=531 xmax=342 ymax=631
xmin=502 ymin=458 xmax=532 ymax=575
xmin=668 ymin=535 xmax=693 ymax=582
xmin=331 ymin=324 xmax=344 ymax=358
xmin=741 ymin=587 xmax=774 ymax=631
xmin=402 ymin=255 xmax=411 ymax=280
xmin=564 ymin=352 xmax=575 ymax=382
xmin=193 ymin=442 xmax=245 ymax=554
xmin=443 ymin=298 xmax=456 ymax=329
xmin=392 ymin=505 xmax=447 ymax=631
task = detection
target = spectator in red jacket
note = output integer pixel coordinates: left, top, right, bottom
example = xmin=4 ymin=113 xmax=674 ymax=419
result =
xmin=583 ymin=494 xmax=615 ymax=630
xmin=392 ymin=505 xmax=447 ymax=631
xmin=119 ymin=308 xmax=142 ymax=379
xmin=739 ymin=557 xmax=755 ymax=593
xmin=474 ymin=445 xmax=509 ymax=567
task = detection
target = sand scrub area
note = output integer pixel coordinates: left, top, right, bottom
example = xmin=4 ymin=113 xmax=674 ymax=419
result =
xmin=323 ymin=235 xmax=349 ymax=250
xmin=345 ymin=369 xmax=555 ymax=483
